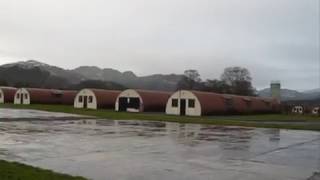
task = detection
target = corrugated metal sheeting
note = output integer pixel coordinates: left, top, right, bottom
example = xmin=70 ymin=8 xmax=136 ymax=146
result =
xmin=0 ymin=87 xmax=17 ymax=103
xmin=14 ymin=88 xmax=77 ymax=105
xmin=4 ymin=86 xmax=285 ymax=116
xmin=166 ymin=90 xmax=280 ymax=116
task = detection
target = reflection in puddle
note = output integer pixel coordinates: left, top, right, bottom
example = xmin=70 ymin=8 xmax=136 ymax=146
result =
xmin=0 ymin=118 xmax=320 ymax=180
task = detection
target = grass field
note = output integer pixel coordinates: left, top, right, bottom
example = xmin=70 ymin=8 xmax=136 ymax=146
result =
xmin=0 ymin=160 xmax=87 ymax=180
xmin=0 ymin=103 xmax=319 ymax=131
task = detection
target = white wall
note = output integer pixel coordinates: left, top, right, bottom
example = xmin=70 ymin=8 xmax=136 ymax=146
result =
xmin=74 ymin=89 xmax=97 ymax=109
xmin=14 ymin=88 xmax=30 ymax=105
xmin=292 ymin=106 xmax=304 ymax=114
xmin=165 ymin=90 xmax=201 ymax=116
xmin=115 ymin=89 xmax=142 ymax=112
xmin=0 ymin=89 xmax=3 ymax=103
xmin=312 ymin=107 xmax=319 ymax=115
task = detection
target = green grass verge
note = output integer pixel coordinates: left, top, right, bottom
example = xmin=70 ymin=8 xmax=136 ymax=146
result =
xmin=0 ymin=104 xmax=320 ymax=131
xmin=0 ymin=160 xmax=87 ymax=180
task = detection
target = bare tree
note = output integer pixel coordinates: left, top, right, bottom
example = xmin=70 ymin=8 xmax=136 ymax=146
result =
xmin=177 ymin=69 xmax=202 ymax=90
xmin=221 ymin=66 xmax=252 ymax=85
xmin=220 ymin=67 xmax=255 ymax=96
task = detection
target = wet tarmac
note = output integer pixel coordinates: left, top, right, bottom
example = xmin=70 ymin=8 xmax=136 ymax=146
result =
xmin=0 ymin=108 xmax=86 ymax=120
xmin=0 ymin=109 xmax=319 ymax=180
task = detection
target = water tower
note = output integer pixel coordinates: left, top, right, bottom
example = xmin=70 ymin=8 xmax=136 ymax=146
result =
xmin=270 ymin=81 xmax=281 ymax=100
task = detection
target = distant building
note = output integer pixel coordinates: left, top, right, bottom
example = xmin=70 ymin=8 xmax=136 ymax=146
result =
xmin=291 ymin=105 xmax=304 ymax=114
xmin=270 ymin=81 xmax=281 ymax=100
xmin=166 ymin=90 xmax=280 ymax=116
xmin=115 ymin=89 xmax=172 ymax=112
xmin=283 ymin=99 xmax=320 ymax=115
xmin=14 ymin=88 xmax=77 ymax=105
xmin=74 ymin=89 xmax=121 ymax=109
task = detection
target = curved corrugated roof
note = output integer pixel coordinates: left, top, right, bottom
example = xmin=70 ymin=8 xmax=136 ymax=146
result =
xmin=25 ymin=88 xmax=77 ymax=105
xmin=0 ymin=87 xmax=17 ymax=103
xmin=121 ymin=89 xmax=172 ymax=112
xmin=136 ymin=89 xmax=172 ymax=112
xmin=60 ymin=90 xmax=78 ymax=105
xmin=187 ymin=91 xmax=280 ymax=115
xmin=189 ymin=91 xmax=227 ymax=115
xmin=89 ymin=89 xmax=121 ymax=108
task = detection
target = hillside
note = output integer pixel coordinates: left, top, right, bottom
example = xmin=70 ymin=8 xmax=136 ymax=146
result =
xmin=1 ymin=60 xmax=319 ymax=96
xmin=0 ymin=60 xmax=183 ymax=91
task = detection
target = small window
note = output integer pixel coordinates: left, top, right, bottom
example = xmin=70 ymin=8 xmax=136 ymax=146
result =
xmin=79 ymin=96 xmax=83 ymax=103
xmin=172 ymin=99 xmax=178 ymax=107
xmin=89 ymin=96 xmax=93 ymax=103
xmin=17 ymin=93 xmax=20 ymax=99
xmin=24 ymin=94 xmax=28 ymax=99
xmin=188 ymin=99 xmax=195 ymax=108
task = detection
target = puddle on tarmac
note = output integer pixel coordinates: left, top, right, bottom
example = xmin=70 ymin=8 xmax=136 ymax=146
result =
xmin=0 ymin=109 xmax=320 ymax=180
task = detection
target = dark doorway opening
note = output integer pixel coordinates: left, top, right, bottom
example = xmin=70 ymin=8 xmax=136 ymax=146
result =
xmin=180 ymin=99 xmax=186 ymax=116
xmin=20 ymin=94 xmax=24 ymax=104
xmin=128 ymin=98 xmax=140 ymax=109
xmin=118 ymin=97 xmax=140 ymax=112
xmin=83 ymin=96 xmax=88 ymax=109
xmin=118 ymin=97 xmax=128 ymax=111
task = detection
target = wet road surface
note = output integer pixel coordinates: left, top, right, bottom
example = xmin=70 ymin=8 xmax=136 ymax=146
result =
xmin=0 ymin=108 xmax=87 ymax=120
xmin=0 ymin=109 xmax=319 ymax=180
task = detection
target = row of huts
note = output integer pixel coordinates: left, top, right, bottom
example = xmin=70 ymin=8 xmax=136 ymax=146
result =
xmin=1 ymin=86 xmax=315 ymax=116
xmin=1 ymin=87 xmax=281 ymax=116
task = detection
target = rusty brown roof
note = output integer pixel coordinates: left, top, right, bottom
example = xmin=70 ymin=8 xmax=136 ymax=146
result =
xmin=132 ymin=89 xmax=173 ymax=112
xmin=60 ymin=90 xmax=78 ymax=105
xmin=0 ymin=87 xmax=17 ymax=103
xmin=190 ymin=91 xmax=227 ymax=115
xmin=89 ymin=89 xmax=121 ymax=108
xmin=25 ymin=88 xmax=77 ymax=105
xmin=189 ymin=91 xmax=280 ymax=115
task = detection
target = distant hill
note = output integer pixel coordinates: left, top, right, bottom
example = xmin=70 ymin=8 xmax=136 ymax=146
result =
xmin=0 ymin=60 xmax=183 ymax=91
xmin=2 ymin=60 xmax=84 ymax=83
xmin=73 ymin=66 xmax=183 ymax=91
xmin=2 ymin=60 xmax=319 ymax=95
xmin=258 ymin=88 xmax=320 ymax=101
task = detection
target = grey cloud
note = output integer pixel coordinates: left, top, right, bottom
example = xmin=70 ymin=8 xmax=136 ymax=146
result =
xmin=0 ymin=0 xmax=318 ymax=90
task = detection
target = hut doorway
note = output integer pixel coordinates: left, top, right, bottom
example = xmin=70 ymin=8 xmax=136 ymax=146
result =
xmin=129 ymin=98 xmax=140 ymax=109
xmin=20 ymin=94 xmax=24 ymax=104
xmin=118 ymin=97 xmax=140 ymax=112
xmin=118 ymin=97 xmax=128 ymax=111
xmin=180 ymin=99 xmax=186 ymax=116
xmin=83 ymin=96 xmax=88 ymax=109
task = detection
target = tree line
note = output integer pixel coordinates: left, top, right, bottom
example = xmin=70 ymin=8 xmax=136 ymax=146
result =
xmin=0 ymin=65 xmax=256 ymax=96
xmin=177 ymin=66 xmax=256 ymax=96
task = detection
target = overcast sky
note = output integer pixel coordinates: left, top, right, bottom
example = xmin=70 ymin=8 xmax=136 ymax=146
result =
xmin=0 ymin=0 xmax=319 ymax=90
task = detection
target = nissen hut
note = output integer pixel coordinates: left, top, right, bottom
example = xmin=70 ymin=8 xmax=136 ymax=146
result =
xmin=115 ymin=89 xmax=172 ymax=112
xmin=14 ymin=88 xmax=77 ymax=105
xmin=74 ymin=89 xmax=121 ymax=109
xmin=166 ymin=90 xmax=280 ymax=116
xmin=0 ymin=87 xmax=17 ymax=103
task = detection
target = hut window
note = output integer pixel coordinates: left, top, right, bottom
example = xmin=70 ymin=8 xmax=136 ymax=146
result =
xmin=17 ymin=93 xmax=20 ymax=99
xmin=188 ymin=99 xmax=195 ymax=108
xmin=89 ymin=96 xmax=93 ymax=103
xmin=79 ymin=96 xmax=83 ymax=103
xmin=172 ymin=99 xmax=178 ymax=107
xmin=24 ymin=94 xmax=28 ymax=99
